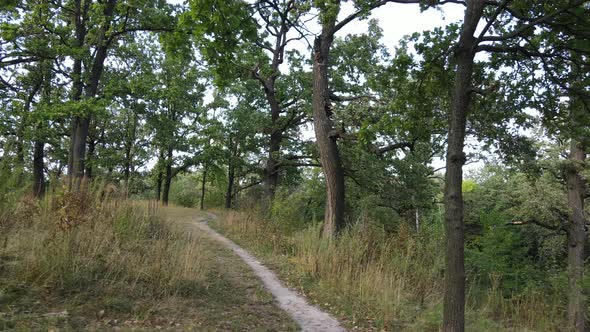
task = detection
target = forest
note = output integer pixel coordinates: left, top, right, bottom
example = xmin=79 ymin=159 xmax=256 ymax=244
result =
xmin=0 ymin=0 xmax=589 ymax=331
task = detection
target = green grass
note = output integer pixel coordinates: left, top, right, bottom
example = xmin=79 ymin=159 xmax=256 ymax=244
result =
xmin=0 ymin=191 xmax=297 ymax=331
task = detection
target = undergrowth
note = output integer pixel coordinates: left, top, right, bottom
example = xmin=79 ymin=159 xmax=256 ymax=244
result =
xmin=0 ymin=186 xmax=206 ymax=330
xmin=212 ymin=209 xmax=565 ymax=331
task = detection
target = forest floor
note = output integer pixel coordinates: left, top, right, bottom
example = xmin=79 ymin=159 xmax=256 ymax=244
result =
xmin=0 ymin=204 xmax=300 ymax=331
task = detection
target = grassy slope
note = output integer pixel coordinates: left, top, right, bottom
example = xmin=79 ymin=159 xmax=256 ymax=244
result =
xmin=0 ymin=196 xmax=297 ymax=331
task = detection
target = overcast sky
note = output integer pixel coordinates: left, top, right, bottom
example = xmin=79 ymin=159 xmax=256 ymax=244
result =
xmin=337 ymin=2 xmax=465 ymax=49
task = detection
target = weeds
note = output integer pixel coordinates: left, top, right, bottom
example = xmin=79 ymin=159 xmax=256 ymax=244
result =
xmin=213 ymin=210 xmax=565 ymax=331
xmin=0 ymin=186 xmax=206 ymax=330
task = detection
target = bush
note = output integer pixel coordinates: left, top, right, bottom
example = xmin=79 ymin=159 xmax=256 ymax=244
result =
xmin=170 ymin=174 xmax=200 ymax=208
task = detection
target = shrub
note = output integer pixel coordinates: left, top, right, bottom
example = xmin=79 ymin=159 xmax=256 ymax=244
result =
xmin=170 ymin=174 xmax=200 ymax=208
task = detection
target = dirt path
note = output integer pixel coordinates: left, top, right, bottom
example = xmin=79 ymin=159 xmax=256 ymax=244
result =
xmin=195 ymin=212 xmax=345 ymax=332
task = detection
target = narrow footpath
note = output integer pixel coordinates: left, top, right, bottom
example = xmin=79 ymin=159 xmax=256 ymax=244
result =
xmin=195 ymin=212 xmax=345 ymax=332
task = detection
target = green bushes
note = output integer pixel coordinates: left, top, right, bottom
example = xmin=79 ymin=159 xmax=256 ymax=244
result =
xmin=169 ymin=174 xmax=201 ymax=207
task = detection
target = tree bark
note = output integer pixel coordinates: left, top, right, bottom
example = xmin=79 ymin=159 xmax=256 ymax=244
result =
xmin=225 ymin=135 xmax=236 ymax=209
xmin=225 ymin=161 xmax=235 ymax=209
xmin=69 ymin=0 xmax=117 ymax=189
xmin=251 ymin=1 xmax=296 ymax=203
xmin=85 ymin=135 xmax=96 ymax=179
xmin=566 ymin=139 xmax=587 ymax=332
xmin=312 ymin=26 xmax=346 ymax=238
xmin=67 ymin=0 xmax=88 ymax=188
xmin=264 ymin=87 xmax=282 ymax=200
xmin=443 ymin=2 xmax=485 ymax=331
xmin=162 ymin=147 xmax=173 ymax=206
xmin=200 ymin=165 xmax=207 ymax=210
xmin=16 ymin=85 xmax=40 ymax=174
xmin=32 ymin=138 xmax=45 ymax=198
xmin=155 ymin=150 xmax=164 ymax=201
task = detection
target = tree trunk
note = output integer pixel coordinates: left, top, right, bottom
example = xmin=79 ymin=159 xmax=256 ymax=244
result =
xmin=67 ymin=0 xmax=88 ymax=188
xmin=200 ymin=165 xmax=207 ymax=210
xmin=16 ymin=86 xmax=39 ymax=183
xmin=155 ymin=150 xmax=164 ymax=201
xmin=155 ymin=170 xmax=163 ymax=201
xmin=68 ymin=0 xmax=117 ymax=190
xmin=85 ymin=135 xmax=95 ymax=179
xmin=32 ymin=139 xmax=45 ymax=198
xmin=123 ymin=159 xmax=130 ymax=196
xmin=265 ymin=87 xmax=282 ymax=201
xmin=71 ymin=117 xmax=90 ymax=188
xmin=566 ymin=139 xmax=587 ymax=332
xmin=443 ymin=2 xmax=485 ymax=331
xmin=312 ymin=28 xmax=346 ymax=238
xmin=162 ymin=147 xmax=173 ymax=206
xmin=33 ymin=62 xmax=51 ymax=198
xmin=225 ymin=160 xmax=235 ymax=209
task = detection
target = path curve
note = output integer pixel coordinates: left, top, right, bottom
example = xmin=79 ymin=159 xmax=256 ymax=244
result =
xmin=195 ymin=212 xmax=345 ymax=332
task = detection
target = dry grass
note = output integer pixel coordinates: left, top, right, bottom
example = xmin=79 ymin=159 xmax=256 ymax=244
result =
xmin=0 ymin=189 xmax=297 ymax=331
xmin=212 ymin=210 xmax=565 ymax=331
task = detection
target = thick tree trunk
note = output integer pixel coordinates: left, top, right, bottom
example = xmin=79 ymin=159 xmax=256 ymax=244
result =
xmin=225 ymin=161 xmax=235 ymax=209
xmin=225 ymin=135 xmax=237 ymax=209
xmin=443 ymin=2 xmax=485 ymax=331
xmin=68 ymin=0 xmax=117 ymax=190
xmin=71 ymin=117 xmax=90 ymax=188
xmin=85 ymin=136 xmax=95 ymax=179
xmin=312 ymin=30 xmax=346 ymax=238
xmin=67 ymin=0 xmax=88 ymax=188
xmin=200 ymin=165 xmax=207 ymax=210
xmin=162 ymin=147 xmax=173 ymax=206
xmin=566 ymin=140 xmax=587 ymax=332
xmin=155 ymin=150 xmax=164 ymax=201
xmin=32 ymin=139 xmax=45 ymax=198
xmin=265 ymin=87 xmax=282 ymax=201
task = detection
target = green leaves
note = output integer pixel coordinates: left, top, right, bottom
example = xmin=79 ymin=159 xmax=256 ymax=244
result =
xmin=184 ymin=0 xmax=258 ymax=86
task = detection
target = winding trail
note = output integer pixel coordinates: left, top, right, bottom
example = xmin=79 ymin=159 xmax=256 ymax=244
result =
xmin=195 ymin=212 xmax=345 ymax=332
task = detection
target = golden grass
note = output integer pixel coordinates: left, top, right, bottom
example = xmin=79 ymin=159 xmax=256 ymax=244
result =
xmin=2 ymin=192 xmax=206 ymax=298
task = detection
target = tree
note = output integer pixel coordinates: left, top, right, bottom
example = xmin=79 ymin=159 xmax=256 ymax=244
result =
xmin=248 ymin=0 xmax=311 ymax=202
xmin=439 ymin=1 xmax=590 ymax=330
xmin=147 ymin=51 xmax=206 ymax=205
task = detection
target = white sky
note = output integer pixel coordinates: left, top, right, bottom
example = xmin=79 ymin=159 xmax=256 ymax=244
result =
xmin=337 ymin=2 xmax=465 ymax=47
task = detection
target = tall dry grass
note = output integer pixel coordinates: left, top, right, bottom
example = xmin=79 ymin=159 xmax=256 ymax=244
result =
xmin=215 ymin=210 xmax=564 ymax=331
xmin=0 ymin=186 xmax=207 ymax=302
